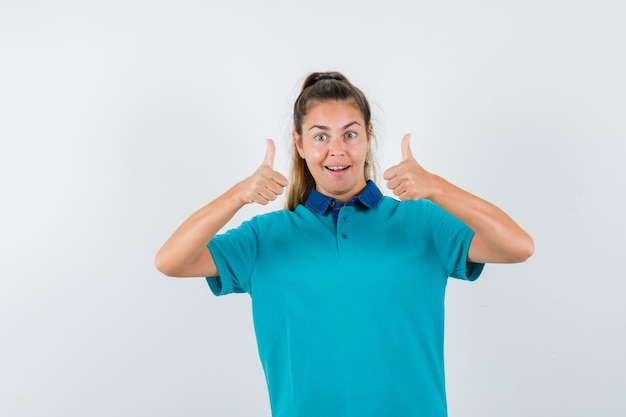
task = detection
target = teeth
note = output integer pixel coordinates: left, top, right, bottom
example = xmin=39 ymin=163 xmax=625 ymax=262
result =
xmin=326 ymin=165 xmax=348 ymax=171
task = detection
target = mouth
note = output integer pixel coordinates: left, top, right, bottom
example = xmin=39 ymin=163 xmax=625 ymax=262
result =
xmin=325 ymin=165 xmax=350 ymax=173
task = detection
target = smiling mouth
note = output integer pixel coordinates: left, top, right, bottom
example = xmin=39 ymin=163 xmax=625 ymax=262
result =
xmin=325 ymin=165 xmax=350 ymax=172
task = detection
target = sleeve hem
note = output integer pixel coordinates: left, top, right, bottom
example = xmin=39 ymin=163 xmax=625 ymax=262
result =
xmin=458 ymin=231 xmax=485 ymax=281
xmin=206 ymin=276 xmax=225 ymax=296
xmin=206 ymin=240 xmax=235 ymax=296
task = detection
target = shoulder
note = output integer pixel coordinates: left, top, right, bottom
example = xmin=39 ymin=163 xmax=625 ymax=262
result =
xmin=247 ymin=205 xmax=316 ymax=228
xmin=375 ymin=197 xmax=460 ymax=231
xmin=377 ymin=195 xmax=437 ymax=215
xmin=221 ymin=205 xmax=325 ymax=240
xmin=215 ymin=209 xmax=299 ymax=245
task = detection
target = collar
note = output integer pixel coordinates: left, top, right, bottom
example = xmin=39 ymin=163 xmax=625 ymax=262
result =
xmin=304 ymin=180 xmax=383 ymax=215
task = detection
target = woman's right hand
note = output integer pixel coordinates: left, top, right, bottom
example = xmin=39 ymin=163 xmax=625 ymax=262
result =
xmin=237 ymin=139 xmax=289 ymax=205
xmin=155 ymin=139 xmax=288 ymax=277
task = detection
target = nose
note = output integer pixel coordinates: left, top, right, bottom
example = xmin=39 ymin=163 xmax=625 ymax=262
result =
xmin=329 ymin=137 xmax=345 ymax=156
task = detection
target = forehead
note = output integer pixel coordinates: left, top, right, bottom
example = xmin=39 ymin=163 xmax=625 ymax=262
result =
xmin=303 ymin=100 xmax=365 ymax=127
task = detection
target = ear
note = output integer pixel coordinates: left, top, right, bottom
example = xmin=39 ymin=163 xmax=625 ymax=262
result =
xmin=367 ymin=123 xmax=374 ymax=143
xmin=293 ymin=131 xmax=305 ymax=158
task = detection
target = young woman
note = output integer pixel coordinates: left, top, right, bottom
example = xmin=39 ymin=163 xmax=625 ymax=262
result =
xmin=155 ymin=72 xmax=534 ymax=417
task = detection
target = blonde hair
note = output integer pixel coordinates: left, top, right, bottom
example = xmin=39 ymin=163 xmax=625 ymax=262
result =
xmin=285 ymin=72 xmax=376 ymax=210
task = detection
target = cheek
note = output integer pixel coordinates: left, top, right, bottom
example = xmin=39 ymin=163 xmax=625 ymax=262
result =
xmin=303 ymin=145 xmax=325 ymax=162
xmin=349 ymin=144 xmax=369 ymax=162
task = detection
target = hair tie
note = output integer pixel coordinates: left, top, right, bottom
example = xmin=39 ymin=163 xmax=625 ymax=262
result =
xmin=313 ymin=75 xmax=342 ymax=83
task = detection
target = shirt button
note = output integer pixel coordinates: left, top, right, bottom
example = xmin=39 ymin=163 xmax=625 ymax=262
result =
xmin=329 ymin=200 xmax=336 ymax=207
xmin=341 ymin=233 xmax=349 ymax=239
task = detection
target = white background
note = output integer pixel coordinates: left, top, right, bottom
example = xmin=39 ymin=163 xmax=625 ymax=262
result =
xmin=1 ymin=1 xmax=625 ymax=416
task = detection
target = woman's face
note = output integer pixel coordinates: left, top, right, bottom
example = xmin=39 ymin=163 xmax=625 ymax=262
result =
xmin=294 ymin=100 xmax=371 ymax=202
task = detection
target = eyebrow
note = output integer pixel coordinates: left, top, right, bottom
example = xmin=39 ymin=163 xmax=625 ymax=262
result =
xmin=308 ymin=121 xmax=361 ymax=131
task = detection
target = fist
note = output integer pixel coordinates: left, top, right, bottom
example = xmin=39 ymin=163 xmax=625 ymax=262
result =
xmin=383 ymin=134 xmax=433 ymax=201
xmin=240 ymin=139 xmax=289 ymax=205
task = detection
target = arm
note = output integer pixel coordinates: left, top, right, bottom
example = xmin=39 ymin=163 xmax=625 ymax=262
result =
xmin=154 ymin=139 xmax=289 ymax=277
xmin=383 ymin=134 xmax=534 ymax=264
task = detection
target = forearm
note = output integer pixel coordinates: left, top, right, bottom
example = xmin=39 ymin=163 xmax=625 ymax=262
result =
xmin=429 ymin=175 xmax=534 ymax=263
xmin=155 ymin=141 xmax=289 ymax=277
xmin=154 ymin=183 xmax=245 ymax=277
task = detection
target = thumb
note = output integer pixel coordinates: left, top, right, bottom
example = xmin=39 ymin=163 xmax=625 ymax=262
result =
xmin=401 ymin=134 xmax=413 ymax=161
xmin=263 ymin=138 xmax=275 ymax=167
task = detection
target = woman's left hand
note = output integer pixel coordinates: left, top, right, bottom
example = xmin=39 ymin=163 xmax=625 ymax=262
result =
xmin=385 ymin=133 xmax=534 ymax=263
xmin=383 ymin=134 xmax=436 ymax=201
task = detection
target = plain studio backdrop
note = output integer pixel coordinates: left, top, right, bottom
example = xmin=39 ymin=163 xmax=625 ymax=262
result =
xmin=1 ymin=1 xmax=624 ymax=416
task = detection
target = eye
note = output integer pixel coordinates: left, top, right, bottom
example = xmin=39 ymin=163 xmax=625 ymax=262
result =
xmin=345 ymin=131 xmax=357 ymax=140
xmin=314 ymin=134 xmax=327 ymax=142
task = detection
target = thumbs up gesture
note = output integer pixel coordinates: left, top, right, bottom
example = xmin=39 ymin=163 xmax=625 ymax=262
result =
xmin=239 ymin=139 xmax=289 ymax=205
xmin=383 ymin=134 xmax=435 ymax=201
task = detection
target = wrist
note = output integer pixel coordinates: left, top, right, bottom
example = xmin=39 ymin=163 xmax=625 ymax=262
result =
xmin=227 ymin=181 xmax=251 ymax=207
xmin=427 ymin=174 xmax=448 ymax=202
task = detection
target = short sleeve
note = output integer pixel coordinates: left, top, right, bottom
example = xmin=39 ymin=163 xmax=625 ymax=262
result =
xmin=426 ymin=201 xmax=484 ymax=281
xmin=205 ymin=219 xmax=259 ymax=296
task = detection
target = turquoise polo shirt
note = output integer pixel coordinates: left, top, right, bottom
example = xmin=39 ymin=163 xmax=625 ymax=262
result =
xmin=207 ymin=181 xmax=483 ymax=417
